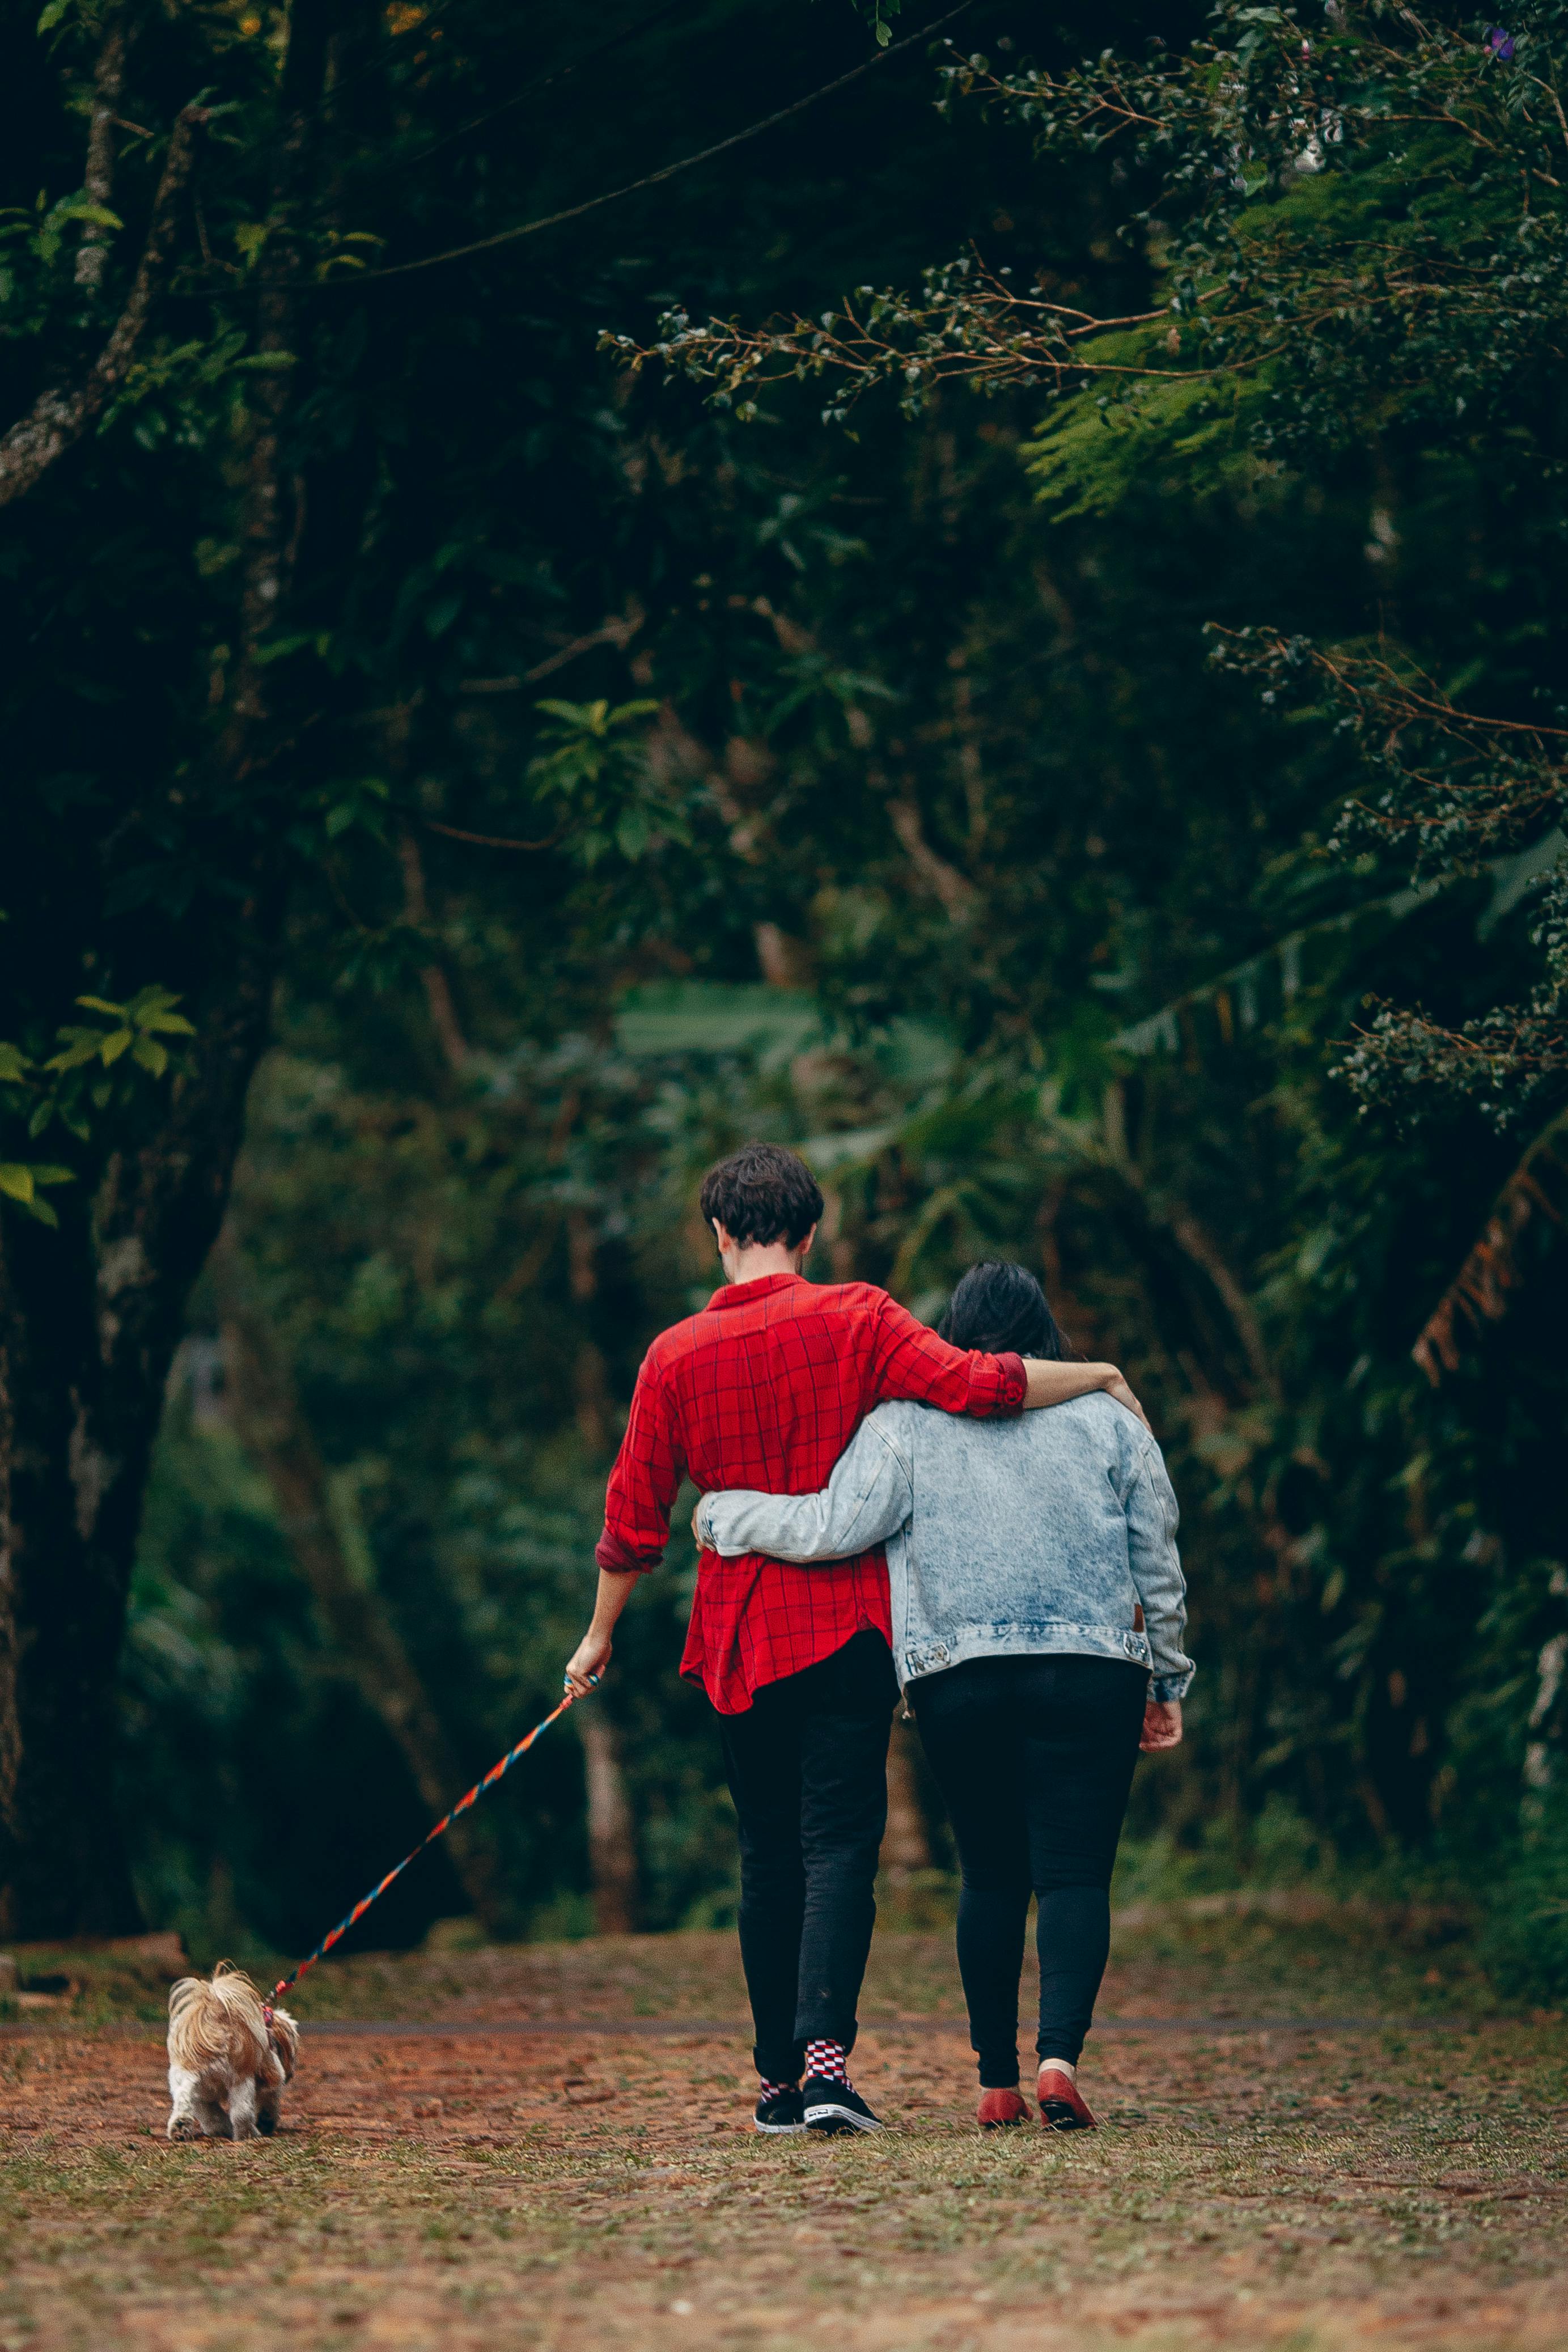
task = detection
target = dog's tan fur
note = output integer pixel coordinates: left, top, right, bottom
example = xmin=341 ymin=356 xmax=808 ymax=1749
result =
xmin=166 ymin=1963 xmax=299 ymax=2141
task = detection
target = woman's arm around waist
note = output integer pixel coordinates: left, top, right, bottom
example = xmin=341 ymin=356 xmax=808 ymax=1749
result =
xmin=693 ymin=1414 xmax=914 ymax=1562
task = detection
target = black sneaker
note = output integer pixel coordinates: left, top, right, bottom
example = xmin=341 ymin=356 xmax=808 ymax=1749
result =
xmin=755 ymin=2086 xmax=806 ymax=2134
xmin=803 ymin=2077 xmax=884 ymax=2134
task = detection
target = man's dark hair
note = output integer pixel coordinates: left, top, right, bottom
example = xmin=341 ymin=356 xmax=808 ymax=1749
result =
xmin=939 ymin=1260 xmax=1075 ymax=1361
xmin=699 ymin=1143 xmax=824 ymax=1251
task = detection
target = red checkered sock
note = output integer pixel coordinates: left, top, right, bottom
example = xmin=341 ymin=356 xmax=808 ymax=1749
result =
xmin=804 ymin=2039 xmax=850 ymax=2086
xmin=757 ymin=2076 xmax=798 ymax=2101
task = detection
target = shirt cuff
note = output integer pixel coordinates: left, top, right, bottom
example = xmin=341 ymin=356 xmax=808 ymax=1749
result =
xmin=594 ymin=1528 xmax=658 ymax=1575
xmin=990 ymin=1350 xmax=1027 ymax=1416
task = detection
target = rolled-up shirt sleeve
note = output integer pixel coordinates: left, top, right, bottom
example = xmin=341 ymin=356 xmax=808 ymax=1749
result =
xmin=595 ymin=1352 xmax=686 ymax=1575
xmin=871 ymin=1296 xmax=1025 ymax=1418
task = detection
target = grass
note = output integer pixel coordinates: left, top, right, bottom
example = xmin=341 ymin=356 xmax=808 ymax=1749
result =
xmin=2 ymin=1910 xmax=1565 ymax=2351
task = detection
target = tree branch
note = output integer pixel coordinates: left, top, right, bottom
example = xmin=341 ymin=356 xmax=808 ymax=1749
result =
xmin=423 ymin=818 xmax=564 ymax=852
xmin=887 ymin=790 xmax=977 ymax=918
xmin=398 ymin=829 xmax=471 ymax=1071
xmin=646 ymin=702 xmax=815 ymax=981
xmin=1412 ymin=1108 xmax=1568 ymax=1382
xmin=456 ymin=605 xmax=644 ymax=694
xmin=75 ymin=6 xmax=129 ymax=293
xmin=0 ymin=101 xmax=207 ymax=508
xmin=1159 ymin=1207 xmax=1281 ymax=1402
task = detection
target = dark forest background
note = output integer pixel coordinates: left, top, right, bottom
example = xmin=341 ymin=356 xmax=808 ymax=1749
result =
xmin=2 ymin=0 xmax=1565 ymax=1998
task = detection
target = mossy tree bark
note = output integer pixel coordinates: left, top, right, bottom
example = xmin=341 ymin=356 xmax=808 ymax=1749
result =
xmin=0 ymin=922 xmax=281 ymax=1936
xmin=0 ymin=0 xmax=341 ymax=1938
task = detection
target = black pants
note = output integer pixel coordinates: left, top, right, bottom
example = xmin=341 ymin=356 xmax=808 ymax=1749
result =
xmin=718 ymin=1629 xmax=898 ymax=2084
xmin=912 ymin=1652 xmax=1147 ymax=2086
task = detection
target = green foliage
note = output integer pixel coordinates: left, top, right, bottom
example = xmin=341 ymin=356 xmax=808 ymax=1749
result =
xmin=1205 ymin=635 xmax=1568 ymax=1125
xmin=526 ymin=698 xmax=676 ymax=866
xmin=0 ymin=990 xmax=193 ymax=1219
xmin=48 ymin=986 xmax=196 ymax=1084
xmin=0 ymin=1158 xmax=72 ymax=1226
xmin=124 ymin=1023 xmax=736 ymax=1951
xmin=1482 ymin=1790 xmax=1568 ymax=2002
xmin=639 ymin=1 xmax=1568 ymax=1125
xmin=849 ymin=0 xmax=904 ymax=48
xmin=5 ymin=0 xmax=1563 ymax=1970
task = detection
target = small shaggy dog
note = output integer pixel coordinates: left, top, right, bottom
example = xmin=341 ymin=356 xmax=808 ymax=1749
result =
xmin=166 ymin=1963 xmax=299 ymax=2141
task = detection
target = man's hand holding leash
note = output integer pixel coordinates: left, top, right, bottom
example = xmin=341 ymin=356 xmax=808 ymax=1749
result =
xmin=565 ymin=1567 xmax=639 ymax=1697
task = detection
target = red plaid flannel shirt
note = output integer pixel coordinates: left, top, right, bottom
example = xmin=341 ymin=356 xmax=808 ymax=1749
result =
xmin=595 ymin=1272 xmax=1025 ymax=1713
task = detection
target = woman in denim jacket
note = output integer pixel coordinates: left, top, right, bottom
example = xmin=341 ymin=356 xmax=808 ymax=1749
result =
xmin=694 ymin=1261 xmax=1192 ymax=2134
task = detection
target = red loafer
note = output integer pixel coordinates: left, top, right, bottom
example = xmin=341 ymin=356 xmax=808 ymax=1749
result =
xmin=1037 ymin=2064 xmax=1097 ymax=2131
xmin=977 ymin=2088 xmax=1031 ymax=2130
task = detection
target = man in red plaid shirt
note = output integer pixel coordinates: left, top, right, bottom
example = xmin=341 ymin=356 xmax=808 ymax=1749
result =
xmin=565 ymin=1143 xmax=1144 ymax=2135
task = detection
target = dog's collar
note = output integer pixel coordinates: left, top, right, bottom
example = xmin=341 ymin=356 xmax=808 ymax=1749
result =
xmin=262 ymin=2003 xmax=275 ymax=2030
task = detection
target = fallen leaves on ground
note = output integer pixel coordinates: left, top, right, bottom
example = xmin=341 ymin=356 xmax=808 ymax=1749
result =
xmin=1 ymin=1930 xmax=1564 ymax=2352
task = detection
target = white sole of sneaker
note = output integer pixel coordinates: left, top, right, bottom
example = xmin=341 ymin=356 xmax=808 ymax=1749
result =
xmin=804 ymin=2102 xmax=883 ymax=2134
xmin=754 ymin=2119 xmax=807 ymax=2135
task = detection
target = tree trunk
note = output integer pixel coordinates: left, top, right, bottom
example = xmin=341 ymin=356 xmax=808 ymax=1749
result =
xmin=0 ymin=920 xmax=282 ymax=1937
xmin=214 ymin=1268 xmax=501 ymax=1930
xmin=0 ymin=0 xmax=337 ymax=1939
xmin=578 ymin=1707 xmax=639 ymax=1935
xmin=565 ymin=1210 xmax=615 ymax=1452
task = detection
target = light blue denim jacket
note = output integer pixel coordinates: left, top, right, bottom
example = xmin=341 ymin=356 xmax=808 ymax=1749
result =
xmin=696 ymin=1393 xmax=1193 ymax=1700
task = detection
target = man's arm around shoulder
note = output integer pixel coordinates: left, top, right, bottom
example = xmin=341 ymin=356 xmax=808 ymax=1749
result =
xmin=1022 ymin=1357 xmax=1151 ymax=1430
xmin=871 ymin=1287 xmax=1150 ymax=1430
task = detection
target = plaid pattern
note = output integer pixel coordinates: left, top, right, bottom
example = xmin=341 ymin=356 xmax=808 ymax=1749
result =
xmin=596 ymin=1272 xmax=1025 ymax=1714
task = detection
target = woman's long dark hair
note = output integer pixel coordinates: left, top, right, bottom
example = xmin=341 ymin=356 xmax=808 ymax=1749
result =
xmin=938 ymin=1260 xmax=1076 ymax=1361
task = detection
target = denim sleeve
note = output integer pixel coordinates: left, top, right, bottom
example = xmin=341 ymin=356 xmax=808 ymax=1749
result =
xmin=696 ymin=1417 xmax=914 ymax=1563
xmin=1126 ymin=1438 xmax=1194 ymax=1701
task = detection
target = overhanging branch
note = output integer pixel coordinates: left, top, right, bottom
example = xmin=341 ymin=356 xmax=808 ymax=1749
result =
xmin=0 ymin=101 xmax=208 ymax=509
xmin=1413 ymin=1109 xmax=1568 ymax=1382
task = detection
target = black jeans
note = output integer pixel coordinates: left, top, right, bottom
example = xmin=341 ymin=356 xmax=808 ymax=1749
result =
xmin=911 ymin=1652 xmax=1147 ymax=2086
xmin=718 ymin=1629 xmax=899 ymax=2084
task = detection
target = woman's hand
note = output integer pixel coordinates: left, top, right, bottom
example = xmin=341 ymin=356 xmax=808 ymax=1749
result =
xmin=564 ymin=1628 xmax=613 ymax=1699
xmin=1140 ymin=1697 xmax=1183 ymax=1752
xmin=1021 ymin=1358 xmax=1151 ymax=1431
xmin=1102 ymin=1369 xmax=1151 ymax=1431
xmin=690 ymin=1495 xmax=710 ymax=1546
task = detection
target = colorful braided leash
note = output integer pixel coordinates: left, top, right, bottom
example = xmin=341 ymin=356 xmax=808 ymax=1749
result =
xmin=270 ymin=1674 xmax=599 ymax=2004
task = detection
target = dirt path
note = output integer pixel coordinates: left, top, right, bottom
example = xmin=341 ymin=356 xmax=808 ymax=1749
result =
xmin=2 ymin=1929 xmax=1565 ymax=2351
